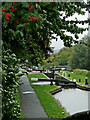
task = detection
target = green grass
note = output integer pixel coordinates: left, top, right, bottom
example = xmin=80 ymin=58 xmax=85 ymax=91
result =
xmin=58 ymin=71 xmax=89 ymax=84
xmin=28 ymin=73 xmax=68 ymax=119
xmin=27 ymin=73 xmax=48 ymax=84
xmin=32 ymin=85 xmax=67 ymax=119
xmin=16 ymin=89 xmax=24 ymax=119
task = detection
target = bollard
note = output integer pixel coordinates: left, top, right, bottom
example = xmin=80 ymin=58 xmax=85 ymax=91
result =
xmin=68 ymin=74 xmax=70 ymax=77
xmin=50 ymin=78 xmax=53 ymax=85
xmin=62 ymin=112 xmax=64 ymax=115
xmin=85 ymin=77 xmax=88 ymax=85
xmin=73 ymin=79 xmax=76 ymax=87
xmin=65 ymin=73 xmax=67 ymax=77
xmin=62 ymin=72 xmax=64 ymax=76
xmin=55 ymin=81 xmax=59 ymax=86
xmin=55 ymin=81 xmax=57 ymax=85
xmin=79 ymin=78 xmax=81 ymax=82
xmin=73 ymin=79 xmax=76 ymax=82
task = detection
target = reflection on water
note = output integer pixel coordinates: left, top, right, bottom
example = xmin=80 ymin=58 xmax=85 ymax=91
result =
xmin=53 ymin=88 xmax=90 ymax=115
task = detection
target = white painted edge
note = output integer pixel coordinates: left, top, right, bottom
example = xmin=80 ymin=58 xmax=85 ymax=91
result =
xmin=43 ymin=73 xmax=50 ymax=79
xmin=23 ymin=91 xmax=35 ymax=94
xmin=31 ymin=78 xmax=38 ymax=81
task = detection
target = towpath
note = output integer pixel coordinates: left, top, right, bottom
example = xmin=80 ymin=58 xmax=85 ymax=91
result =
xmin=19 ymin=75 xmax=48 ymax=119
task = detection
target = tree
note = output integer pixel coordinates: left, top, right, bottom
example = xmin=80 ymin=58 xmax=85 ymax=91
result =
xmin=42 ymin=47 xmax=74 ymax=68
xmin=79 ymin=35 xmax=88 ymax=45
xmin=68 ymin=43 xmax=88 ymax=69
xmin=54 ymin=47 xmax=72 ymax=66
xmin=2 ymin=2 xmax=88 ymax=61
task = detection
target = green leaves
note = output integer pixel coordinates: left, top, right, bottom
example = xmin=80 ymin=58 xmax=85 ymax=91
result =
xmin=68 ymin=43 xmax=88 ymax=69
xmin=2 ymin=49 xmax=21 ymax=119
xmin=75 ymin=34 xmax=79 ymax=39
xmin=16 ymin=24 xmax=24 ymax=28
xmin=2 ymin=2 xmax=89 ymax=61
xmin=15 ymin=30 xmax=20 ymax=34
xmin=20 ymin=31 xmax=24 ymax=37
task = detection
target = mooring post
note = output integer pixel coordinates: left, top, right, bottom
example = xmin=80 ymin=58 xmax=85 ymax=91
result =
xmin=43 ymin=68 xmax=44 ymax=72
xmin=73 ymin=79 xmax=77 ymax=87
xmin=50 ymin=78 xmax=53 ymax=85
xmin=53 ymin=70 xmax=55 ymax=79
xmin=55 ymin=80 xmax=59 ymax=86
xmin=75 ymin=82 xmax=77 ymax=87
xmin=85 ymin=77 xmax=88 ymax=85
xmin=79 ymin=78 xmax=81 ymax=82
xmin=68 ymin=74 xmax=70 ymax=77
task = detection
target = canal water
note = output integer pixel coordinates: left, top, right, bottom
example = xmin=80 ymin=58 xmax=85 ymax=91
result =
xmin=53 ymin=88 xmax=90 ymax=115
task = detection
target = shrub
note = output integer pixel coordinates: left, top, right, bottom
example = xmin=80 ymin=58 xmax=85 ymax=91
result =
xmin=2 ymin=49 xmax=21 ymax=119
xmin=17 ymin=69 xmax=28 ymax=76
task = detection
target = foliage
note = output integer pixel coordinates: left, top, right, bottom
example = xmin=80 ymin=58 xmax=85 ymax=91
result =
xmin=73 ymin=69 xmax=88 ymax=76
xmin=2 ymin=49 xmax=22 ymax=119
xmin=18 ymin=69 xmax=28 ymax=76
xmin=88 ymin=71 xmax=90 ymax=84
xmin=2 ymin=2 xmax=88 ymax=63
xmin=79 ymin=35 xmax=88 ymax=45
xmin=42 ymin=47 xmax=73 ymax=69
xmin=15 ymin=89 xmax=24 ymax=119
xmin=42 ymin=54 xmax=55 ymax=69
xmin=79 ymin=35 xmax=90 ymax=71
xmin=68 ymin=43 xmax=88 ymax=69
xmin=54 ymin=47 xmax=73 ymax=66
xmin=42 ymin=40 xmax=88 ymax=70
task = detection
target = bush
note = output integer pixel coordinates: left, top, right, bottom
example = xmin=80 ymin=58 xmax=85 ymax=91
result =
xmin=73 ymin=69 xmax=88 ymax=77
xmin=2 ymin=49 xmax=21 ymax=119
xmin=17 ymin=69 xmax=28 ymax=76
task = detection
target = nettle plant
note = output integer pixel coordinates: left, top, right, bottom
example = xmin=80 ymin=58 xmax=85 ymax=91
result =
xmin=2 ymin=49 xmax=21 ymax=119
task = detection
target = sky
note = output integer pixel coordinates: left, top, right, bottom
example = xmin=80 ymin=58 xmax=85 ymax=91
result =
xmin=50 ymin=9 xmax=88 ymax=51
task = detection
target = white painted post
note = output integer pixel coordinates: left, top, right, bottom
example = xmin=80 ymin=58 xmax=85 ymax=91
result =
xmin=65 ymin=73 xmax=67 ymax=77
xmin=73 ymin=79 xmax=76 ymax=82
xmin=62 ymin=72 xmax=64 ymax=76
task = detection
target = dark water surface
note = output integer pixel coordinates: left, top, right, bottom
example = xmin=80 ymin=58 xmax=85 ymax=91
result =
xmin=53 ymin=88 xmax=90 ymax=115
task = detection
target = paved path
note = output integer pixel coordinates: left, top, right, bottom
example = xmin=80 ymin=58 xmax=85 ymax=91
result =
xmin=19 ymin=75 xmax=48 ymax=119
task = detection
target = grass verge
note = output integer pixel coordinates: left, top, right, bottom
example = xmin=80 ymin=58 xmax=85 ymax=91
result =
xmin=58 ymin=71 xmax=89 ymax=84
xmin=16 ymin=89 xmax=24 ymax=119
xmin=27 ymin=73 xmax=68 ymax=119
xmin=28 ymin=73 xmax=48 ymax=84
